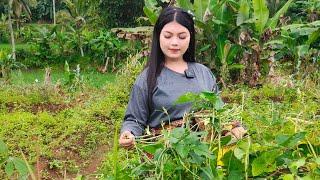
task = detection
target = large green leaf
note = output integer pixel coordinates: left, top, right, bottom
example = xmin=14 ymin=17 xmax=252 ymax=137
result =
xmin=291 ymin=27 xmax=319 ymax=36
xmin=143 ymin=0 xmax=160 ymax=25
xmin=252 ymin=0 xmax=269 ymax=34
xmin=208 ymin=0 xmax=220 ymax=13
xmin=252 ymin=150 xmax=281 ymax=176
xmin=12 ymin=157 xmax=29 ymax=177
xmin=176 ymin=0 xmax=193 ymax=11
xmin=267 ymin=0 xmax=294 ymax=29
xmin=0 ymin=140 xmax=8 ymax=155
xmin=194 ymin=0 xmax=210 ymax=22
xmin=5 ymin=160 xmax=14 ymax=177
xmin=306 ymin=29 xmax=320 ymax=46
xmin=237 ymin=0 xmax=250 ymax=26
xmin=143 ymin=6 xmax=158 ymax=25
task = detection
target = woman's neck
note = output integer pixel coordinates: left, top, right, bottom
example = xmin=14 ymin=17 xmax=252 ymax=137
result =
xmin=164 ymin=58 xmax=188 ymax=73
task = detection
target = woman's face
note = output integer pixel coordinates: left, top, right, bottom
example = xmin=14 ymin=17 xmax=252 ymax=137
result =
xmin=159 ymin=21 xmax=190 ymax=62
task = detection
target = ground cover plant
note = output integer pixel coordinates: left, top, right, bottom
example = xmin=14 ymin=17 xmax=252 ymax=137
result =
xmin=0 ymin=53 xmax=145 ymax=179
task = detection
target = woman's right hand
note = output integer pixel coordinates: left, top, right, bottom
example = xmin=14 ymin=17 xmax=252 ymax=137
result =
xmin=119 ymin=131 xmax=135 ymax=149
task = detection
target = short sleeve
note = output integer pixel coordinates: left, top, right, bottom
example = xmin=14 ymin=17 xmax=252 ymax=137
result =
xmin=120 ymin=84 xmax=149 ymax=136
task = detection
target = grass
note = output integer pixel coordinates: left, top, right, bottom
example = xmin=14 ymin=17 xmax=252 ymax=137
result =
xmin=0 ymin=67 xmax=119 ymax=178
xmin=0 ymin=43 xmax=31 ymax=51
xmin=10 ymin=68 xmax=116 ymax=88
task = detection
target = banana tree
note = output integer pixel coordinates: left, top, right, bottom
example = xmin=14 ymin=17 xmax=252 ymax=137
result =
xmin=5 ymin=0 xmax=34 ymax=61
xmin=8 ymin=0 xmax=16 ymax=61
xmin=176 ymin=0 xmax=246 ymax=84
xmin=63 ymin=0 xmax=96 ymax=57
xmin=236 ymin=0 xmax=294 ymax=84
xmin=265 ymin=20 xmax=320 ymax=75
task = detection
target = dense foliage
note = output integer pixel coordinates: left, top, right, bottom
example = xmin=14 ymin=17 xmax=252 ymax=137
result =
xmin=145 ymin=0 xmax=319 ymax=85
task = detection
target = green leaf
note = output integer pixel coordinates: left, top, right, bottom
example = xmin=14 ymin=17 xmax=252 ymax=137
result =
xmin=310 ymin=20 xmax=320 ymax=27
xmin=315 ymin=157 xmax=320 ymax=165
xmin=144 ymin=0 xmax=158 ymax=8
xmin=64 ymin=61 xmax=70 ymax=73
xmin=226 ymin=45 xmax=240 ymax=64
xmin=12 ymin=157 xmax=29 ymax=177
xmin=306 ymin=29 xmax=320 ymax=46
xmin=282 ymin=174 xmax=294 ymax=180
xmin=276 ymin=132 xmax=306 ymax=148
xmin=175 ymin=92 xmax=197 ymax=104
xmin=176 ymin=0 xmax=193 ymax=10
xmin=228 ymin=64 xmax=245 ymax=70
xmin=193 ymin=144 xmax=211 ymax=157
xmin=281 ymin=23 xmax=305 ymax=31
xmin=267 ymin=0 xmax=294 ymax=29
xmin=141 ymin=143 xmax=164 ymax=155
xmin=199 ymin=44 xmax=211 ymax=52
xmin=252 ymin=150 xmax=281 ymax=176
xmin=200 ymin=166 xmax=215 ymax=179
xmin=237 ymin=0 xmax=250 ymax=26
xmin=289 ymin=158 xmax=305 ymax=174
xmin=163 ymin=160 xmax=176 ymax=173
xmin=252 ymin=0 xmax=269 ymax=34
xmin=208 ymin=0 xmax=219 ymax=13
xmin=234 ymin=147 xmax=245 ymax=160
xmin=220 ymin=135 xmax=232 ymax=146
xmin=194 ymin=0 xmax=210 ymax=22
xmin=291 ymin=27 xmax=319 ymax=36
xmin=190 ymin=152 xmax=205 ymax=164
xmin=214 ymin=96 xmax=224 ymax=110
xmin=302 ymin=175 xmax=313 ymax=180
xmin=216 ymin=36 xmax=226 ymax=61
xmin=5 ymin=160 xmax=14 ymax=177
xmin=143 ymin=6 xmax=158 ymax=25
xmin=228 ymin=170 xmax=243 ymax=180
xmin=171 ymin=127 xmax=186 ymax=139
xmin=200 ymin=91 xmax=218 ymax=102
xmin=175 ymin=143 xmax=189 ymax=159
xmin=275 ymin=134 xmax=290 ymax=145
xmin=297 ymin=45 xmax=309 ymax=58
xmin=0 ymin=140 xmax=8 ymax=155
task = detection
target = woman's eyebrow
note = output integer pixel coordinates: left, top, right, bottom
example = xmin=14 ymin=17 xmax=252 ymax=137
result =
xmin=163 ymin=31 xmax=187 ymax=34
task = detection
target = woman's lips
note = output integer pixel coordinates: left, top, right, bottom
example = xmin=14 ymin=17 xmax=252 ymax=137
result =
xmin=169 ymin=49 xmax=180 ymax=53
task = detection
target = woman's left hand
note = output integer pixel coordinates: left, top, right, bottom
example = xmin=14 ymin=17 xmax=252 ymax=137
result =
xmin=228 ymin=126 xmax=247 ymax=139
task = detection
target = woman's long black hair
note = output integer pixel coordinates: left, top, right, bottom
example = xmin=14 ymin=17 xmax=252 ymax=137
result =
xmin=146 ymin=6 xmax=196 ymax=112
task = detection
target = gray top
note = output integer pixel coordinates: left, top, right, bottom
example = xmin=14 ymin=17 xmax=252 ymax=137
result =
xmin=121 ymin=62 xmax=219 ymax=136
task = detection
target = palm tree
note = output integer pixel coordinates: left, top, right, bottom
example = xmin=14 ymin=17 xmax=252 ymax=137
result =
xmin=53 ymin=0 xmax=56 ymax=25
xmin=63 ymin=0 xmax=97 ymax=57
xmin=8 ymin=0 xmax=16 ymax=61
xmin=7 ymin=0 xmax=33 ymax=61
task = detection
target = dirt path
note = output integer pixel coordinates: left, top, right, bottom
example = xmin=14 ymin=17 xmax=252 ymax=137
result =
xmin=80 ymin=145 xmax=109 ymax=177
xmin=35 ymin=144 xmax=110 ymax=179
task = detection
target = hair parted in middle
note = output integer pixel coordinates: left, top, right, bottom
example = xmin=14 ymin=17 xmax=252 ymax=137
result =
xmin=146 ymin=6 xmax=196 ymax=113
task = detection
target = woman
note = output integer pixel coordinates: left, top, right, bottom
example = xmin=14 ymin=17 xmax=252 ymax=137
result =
xmin=119 ymin=6 xmax=238 ymax=149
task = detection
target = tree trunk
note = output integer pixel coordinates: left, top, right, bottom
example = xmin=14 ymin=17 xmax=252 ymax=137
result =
xmin=53 ymin=0 xmax=56 ymax=25
xmin=77 ymin=32 xmax=84 ymax=57
xmin=8 ymin=0 xmax=16 ymax=61
xmin=44 ymin=67 xmax=52 ymax=86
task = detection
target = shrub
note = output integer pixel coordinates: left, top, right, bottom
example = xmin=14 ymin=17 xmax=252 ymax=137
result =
xmin=99 ymin=0 xmax=145 ymax=28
